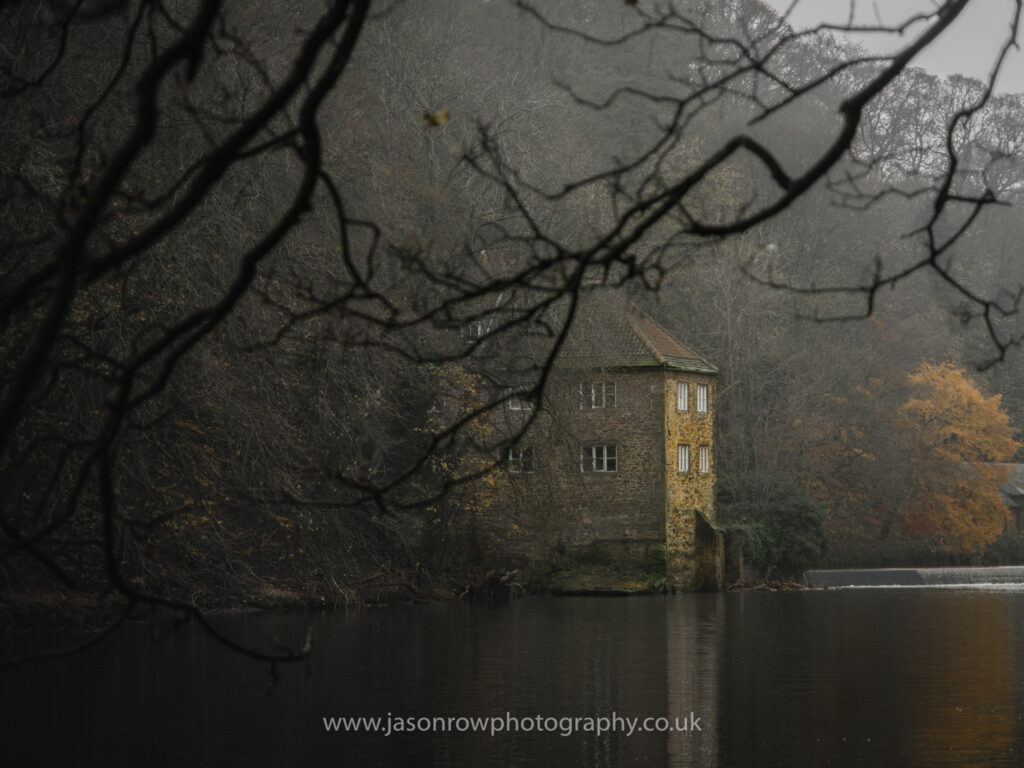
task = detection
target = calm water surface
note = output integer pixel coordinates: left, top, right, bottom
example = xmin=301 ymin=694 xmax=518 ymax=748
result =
xmin=6 ymin=588 xmax=1024 ymax=767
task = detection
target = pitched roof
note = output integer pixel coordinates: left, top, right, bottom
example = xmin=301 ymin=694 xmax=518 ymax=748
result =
xmin=626 ymin=306 xmax=717 ymax=373
xmin=559 ymin=293 xmax=717 ymax=375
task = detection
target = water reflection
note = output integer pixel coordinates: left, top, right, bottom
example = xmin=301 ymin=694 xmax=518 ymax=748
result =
xmin=4 ymin=590 xmax=1024 ymax=766
xmin=668 ymin=594 xmax=721 ymax=768
xmin=717 ymin=590 xmax=1023 ymax=767
xmin=319 ymin=597 xmax=720 ymax=767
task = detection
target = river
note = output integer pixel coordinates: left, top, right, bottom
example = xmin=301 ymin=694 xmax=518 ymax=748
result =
xmin=6 ymin=587 xmax=1024 ymax=766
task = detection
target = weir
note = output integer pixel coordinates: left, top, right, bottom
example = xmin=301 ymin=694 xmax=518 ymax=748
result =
xmin=803 ymin=565 xmax=1024 ymax=587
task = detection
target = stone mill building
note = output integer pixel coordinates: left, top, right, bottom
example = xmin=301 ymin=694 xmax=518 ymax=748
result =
xmin=483 ymin=293 xmax=723 ymax=591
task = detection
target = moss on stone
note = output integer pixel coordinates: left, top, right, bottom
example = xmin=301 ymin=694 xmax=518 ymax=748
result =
xmin=548 ymin=564 xmax=666 ymax=594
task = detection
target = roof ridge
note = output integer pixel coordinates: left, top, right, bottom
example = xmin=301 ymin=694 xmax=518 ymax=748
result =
xmin=558 ymin=292 xmax=717 ymax=374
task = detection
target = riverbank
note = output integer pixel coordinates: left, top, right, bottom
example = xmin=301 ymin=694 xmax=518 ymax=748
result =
xmin=728 ymin=579 xmax=815 ymax=591
xmin=1 ymin=571 xmax=821 ymax=634
xmin=0 ymin=566 xmax=518 ymax=632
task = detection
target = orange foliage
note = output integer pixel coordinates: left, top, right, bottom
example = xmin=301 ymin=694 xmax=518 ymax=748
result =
xmin=901 ymin=362 xmax=1020 ymax=554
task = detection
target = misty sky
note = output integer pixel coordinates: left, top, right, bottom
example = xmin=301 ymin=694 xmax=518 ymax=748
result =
xmin=763 ymin=0 xmax=1024 ymax=93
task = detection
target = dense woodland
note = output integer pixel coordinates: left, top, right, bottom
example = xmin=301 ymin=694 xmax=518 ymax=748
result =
xmin=4 ymin=0 xmax=1024 ymax=627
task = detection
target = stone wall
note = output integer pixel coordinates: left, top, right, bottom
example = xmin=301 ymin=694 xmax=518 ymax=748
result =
xmin=481 ymin=369 xmax=667 ymax=573
xmin=468 ymin=366 xmax=721 ymax=589
xmin=662 ymin=371 xmax=720 ymax=589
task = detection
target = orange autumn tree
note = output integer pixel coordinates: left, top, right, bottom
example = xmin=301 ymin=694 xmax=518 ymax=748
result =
xmin=900 ymin=362 xmax=1021 ymax=555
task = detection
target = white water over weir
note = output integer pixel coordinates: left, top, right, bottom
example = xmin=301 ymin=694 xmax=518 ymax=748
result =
xmin=803 ymin=565 xmax=1024 ymax=587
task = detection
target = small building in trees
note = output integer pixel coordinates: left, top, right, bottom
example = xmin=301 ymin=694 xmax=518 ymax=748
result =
xmin=997 ymin=464 xmax=1024 ymax=534
xmin=482 ymin=294 xmax=723 ymax=591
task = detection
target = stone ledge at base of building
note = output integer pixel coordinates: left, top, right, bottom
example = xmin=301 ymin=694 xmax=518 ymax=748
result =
xmin=547 ymin=564 xmax=668 ymax=594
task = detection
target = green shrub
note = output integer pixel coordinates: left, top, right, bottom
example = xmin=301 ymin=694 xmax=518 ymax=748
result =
xmin=718 ymin=471 xmax=827 ymax=577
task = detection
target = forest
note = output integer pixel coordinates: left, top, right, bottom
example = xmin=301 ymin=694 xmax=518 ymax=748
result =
xmin=3 ymin=0 xmax=1024 ymax=630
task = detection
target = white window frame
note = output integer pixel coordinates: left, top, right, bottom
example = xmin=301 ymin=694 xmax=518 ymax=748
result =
xmin=698 ymin=445 xmax=710 ymax=474
xmin=678 ymin=444 xmax=690 ymax=473
xmin=508 ymin=446 xmax=534 ymax=473
xmin=579 ymin=381 xmax=616 ymax=409
xmin=677 ymin=381 xmax=689 ymax=412
xmin=580 ymin=444 xmax=617 ymax=472
xmin=696 ymin=383 xmax=709 ymax=413
xmin=463 ymin=320 xmax=488 ymax=341
xmin=505 ymin=389 xmax=533 ymax=411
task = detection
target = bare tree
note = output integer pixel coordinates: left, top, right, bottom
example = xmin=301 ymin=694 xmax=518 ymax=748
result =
xmin=3 ymin=0 xmax=1024 ymax=659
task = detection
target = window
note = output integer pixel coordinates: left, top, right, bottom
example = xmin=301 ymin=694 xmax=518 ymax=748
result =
xmin=696 ymin=383 xmax=709 ymax=413
xmin=678 ymin=444 xmax=690 ymax=473
xmin=580 ymin=444 xmax=617 ymax=472
xmin=579 ymin=381 xmax=616 ymax=409
xmin=677 ymin=381 xmax=689 ymax=412
xmin=508 ymin=446 xmax=534 ymax=473
xmin=506 ymin=389 xmax=533 ymax=411
xmin=462 ymin=320 xmax=488 ymax=341
xmin=698 ymin=445 xmax=710 ymax=474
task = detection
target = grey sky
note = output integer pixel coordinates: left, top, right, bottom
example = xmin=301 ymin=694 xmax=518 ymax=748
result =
xmin=763 ymin=0 xmax=1024 ymax=93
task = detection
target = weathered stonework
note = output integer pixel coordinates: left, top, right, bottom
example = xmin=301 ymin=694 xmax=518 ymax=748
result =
xmin=663 ymin=371 xmax=721 ymax=589
xmin=468 ymin=298 xmax=722 ymax=590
